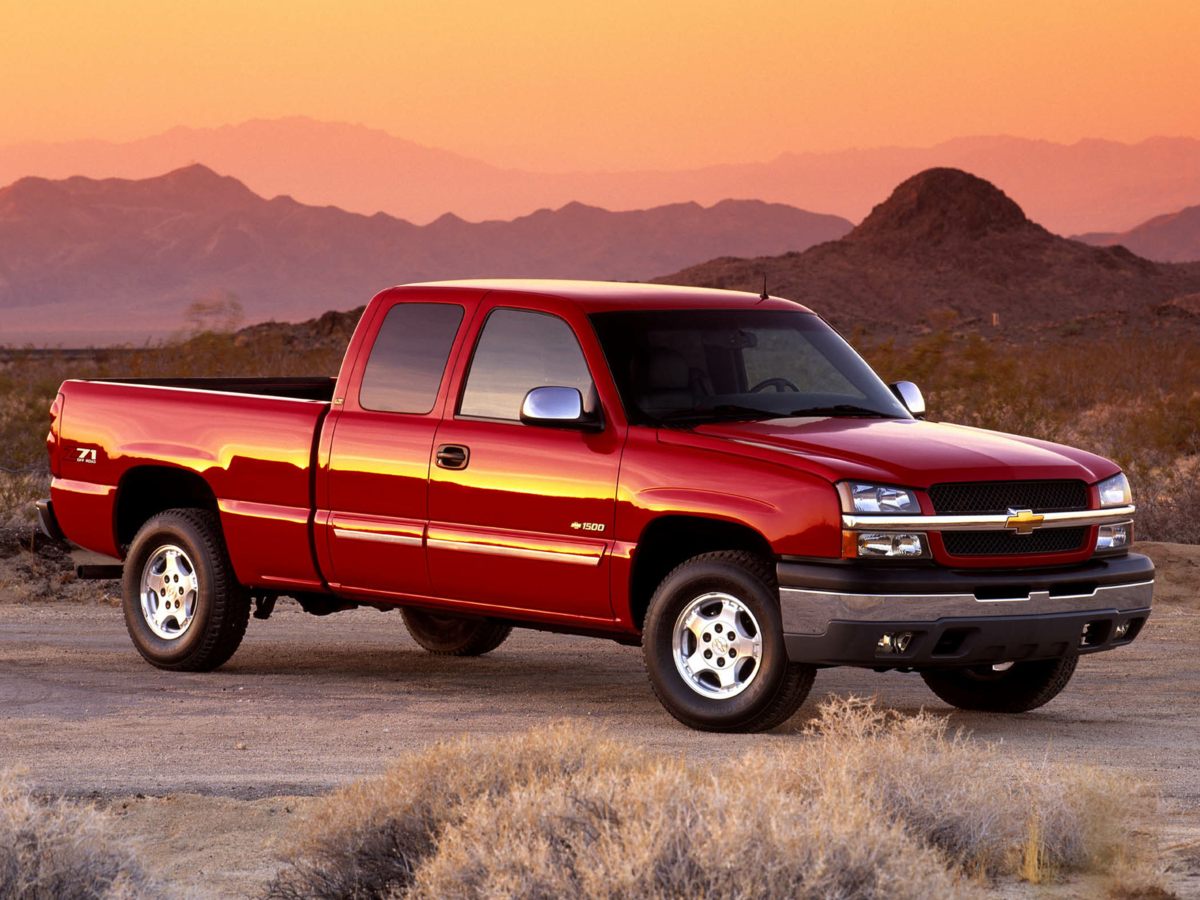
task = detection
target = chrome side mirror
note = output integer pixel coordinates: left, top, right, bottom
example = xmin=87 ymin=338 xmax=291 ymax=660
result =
xmin=890 ymin=381 xmax=926 ymax=418
xmin=520 ymin=386 xmax=599 ymax=429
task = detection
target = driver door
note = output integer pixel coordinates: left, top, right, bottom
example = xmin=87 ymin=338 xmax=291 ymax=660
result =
xmin=425 ymin=306 xmax=623 ymax=621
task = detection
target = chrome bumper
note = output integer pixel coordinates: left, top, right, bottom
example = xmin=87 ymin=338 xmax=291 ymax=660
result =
xmin=776 ymin=552 xmax=1154 ymax=667
xmin=780 ymin=578 xmax=1154 ymax=635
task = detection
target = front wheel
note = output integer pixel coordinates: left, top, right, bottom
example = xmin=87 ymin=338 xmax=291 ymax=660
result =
xmin=401 ymin=608 xmax=512 ymax=656
xmin=122 ymin=508 xmax=250 ymax=671
xmin=642 ymin=551 xmax=815 ymax=732
xmin=920 ymin=655 xmax=1079 ymax=712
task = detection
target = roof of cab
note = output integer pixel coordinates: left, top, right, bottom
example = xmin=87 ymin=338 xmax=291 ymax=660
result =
xmin=395 ymin=279 xmax=814 ymax=314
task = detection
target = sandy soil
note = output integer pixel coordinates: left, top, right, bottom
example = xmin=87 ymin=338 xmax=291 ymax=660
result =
xmin=1 ymin=543 xmax=1198 ymax=897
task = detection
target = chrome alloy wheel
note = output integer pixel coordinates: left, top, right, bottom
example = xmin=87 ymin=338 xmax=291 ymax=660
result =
xmin=139 ymin=544 xmax=199 ymax=640
xmin=671 ymin=592 xmax=763 ymax=699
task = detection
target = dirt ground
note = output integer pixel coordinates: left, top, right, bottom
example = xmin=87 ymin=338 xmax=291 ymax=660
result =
xmin=1 ymin=542 xmax=1198 ymax=897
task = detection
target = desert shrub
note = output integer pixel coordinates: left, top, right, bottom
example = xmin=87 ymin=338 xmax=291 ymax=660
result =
xmin=0 ymin=771 xmax=158 ymax=899
xmin=778 ymin=698 xmax=1136 ymax=879
xmin=0 ymin=471 xmax=48 ymax=527
xmin=861 ymin=329 xmax=1200 ymax=463
xmin=410 ymin=765 xmax=958 ymax=900
xmin=269 ymin=699 xmax=1158 ymax=899
xmin=1129 ymin=462 xmax=1200 ymax=544
xmin=265 ymin=723 xmax=634 ymax=899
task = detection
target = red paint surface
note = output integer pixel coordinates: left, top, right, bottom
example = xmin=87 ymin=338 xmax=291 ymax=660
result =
xmin=50 ymin=281 xmax=1124 ymax=634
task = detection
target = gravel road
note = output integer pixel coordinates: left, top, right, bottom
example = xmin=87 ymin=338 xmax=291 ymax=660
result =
xmin=2 ymin=543 xmax=1198 ymax=896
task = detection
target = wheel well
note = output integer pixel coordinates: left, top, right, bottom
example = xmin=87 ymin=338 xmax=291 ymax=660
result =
xmin=628 ymin=516 xmax=774 ymax=630
xmin=114 ymin=467 xmax=218 ymax=550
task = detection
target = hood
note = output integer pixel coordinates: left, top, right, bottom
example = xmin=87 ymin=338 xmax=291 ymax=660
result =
xmin=672 ymin=417 xmax=1119 ymax=488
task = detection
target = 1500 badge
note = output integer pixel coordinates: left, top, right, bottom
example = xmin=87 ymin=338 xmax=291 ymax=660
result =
xmin=570 ymin=521 xmax=605 ymax=532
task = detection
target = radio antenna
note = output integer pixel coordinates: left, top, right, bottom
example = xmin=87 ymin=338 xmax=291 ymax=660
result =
xmin=759 ymin=274 xmax=769 ymax=301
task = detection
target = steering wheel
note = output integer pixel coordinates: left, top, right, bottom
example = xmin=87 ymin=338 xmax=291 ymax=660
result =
xmin=750 ymin=377 xmax=800 ymax=393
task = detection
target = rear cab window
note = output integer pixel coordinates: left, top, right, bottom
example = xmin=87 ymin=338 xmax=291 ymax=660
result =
xmin=359 ymin=303 xmax=465 ymax=413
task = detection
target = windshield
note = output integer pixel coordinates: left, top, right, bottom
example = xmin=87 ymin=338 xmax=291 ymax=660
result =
xmin=589 ymin=309 xmax=909 ymax=425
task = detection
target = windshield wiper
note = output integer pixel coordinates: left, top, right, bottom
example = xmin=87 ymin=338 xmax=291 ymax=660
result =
xmin=784 ymin=404 xmax=899 ymax=419
xmin=654 ymin=403 xmax=900 ymax=427
xmin=654 ymin=404 xmax=781 ymax=426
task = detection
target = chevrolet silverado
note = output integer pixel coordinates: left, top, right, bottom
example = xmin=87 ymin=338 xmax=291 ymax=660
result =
xmin=38 ymin=280 xmax=1153 ymax=731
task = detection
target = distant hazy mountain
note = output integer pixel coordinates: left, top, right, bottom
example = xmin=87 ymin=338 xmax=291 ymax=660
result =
xmin=1075 ymin=204 xmax=1200 ymax=262
xmin=0 ymin=165 xmax=850 ymax=344
xmin=660 ymin=168 xmax=1200 ymax=337
xmin=2 ymin=119 xmax=1199 ymax=233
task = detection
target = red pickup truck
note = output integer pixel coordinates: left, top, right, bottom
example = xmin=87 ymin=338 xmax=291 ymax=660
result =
xmin=39 ymin=280 xmax=1152 ymax=731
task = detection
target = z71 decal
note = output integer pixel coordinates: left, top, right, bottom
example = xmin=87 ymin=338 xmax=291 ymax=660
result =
xmin=75 ymin=447 xmax=98 ymax=464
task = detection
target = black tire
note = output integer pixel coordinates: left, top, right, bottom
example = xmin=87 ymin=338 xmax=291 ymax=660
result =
xmin=401 ymin=608 xmax=512 ymax=656
xmin=642 ymin=550 xmax=815 ymax=732
xmin=121 ymin=508 xmax=250 ymax=672
xmin=920 ymin=655 xmax=1079 ymax=713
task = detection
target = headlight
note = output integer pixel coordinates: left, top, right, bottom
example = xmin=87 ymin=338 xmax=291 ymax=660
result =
xmin=839 ymin=482 xmax=921 ymax=514
xmin=1097 ymin=473 xmax=1132 ymax=508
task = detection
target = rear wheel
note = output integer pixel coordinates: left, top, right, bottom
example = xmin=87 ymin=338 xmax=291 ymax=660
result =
xmin=401 ymin=608 xmax=512 ymax=656
xmin=920 ymin=655 xmax=1079 ymax=712
xmin=642 ymin=551 xmax=815 ymax=732
xmin=122 ymin=508 xmax=250 ymax=671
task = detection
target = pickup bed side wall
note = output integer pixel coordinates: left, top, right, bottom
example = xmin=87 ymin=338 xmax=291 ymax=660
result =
xmin=51 ymin=380 xmax=328 ymax=590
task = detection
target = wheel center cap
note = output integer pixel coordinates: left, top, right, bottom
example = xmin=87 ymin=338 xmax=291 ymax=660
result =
xmin=714 ymin=635 xmax=730 ymax=654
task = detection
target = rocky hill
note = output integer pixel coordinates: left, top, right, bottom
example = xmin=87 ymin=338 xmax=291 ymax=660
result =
xmin=0 ymin=165 xmax=849 ymax=344
xmin=660 ymin=168 xmax=1200 ymax=338
xmin=232 ymin=307 xmax=365 ymax=355
xmin=1075 ymin=204 xmax=1200 ymax=262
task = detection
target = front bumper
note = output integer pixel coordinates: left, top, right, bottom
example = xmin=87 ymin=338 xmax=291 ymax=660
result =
xmin=778 ymin=552 xmax=1154 ymax=668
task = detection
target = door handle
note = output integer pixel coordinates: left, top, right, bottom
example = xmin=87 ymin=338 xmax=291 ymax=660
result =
xmin=435 ymin=444 xmax=470 ymax=470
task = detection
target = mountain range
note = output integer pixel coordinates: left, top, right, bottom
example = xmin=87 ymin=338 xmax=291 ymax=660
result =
xmin=662 ymin=168 xmax=1200 ymax=337
xmin=3 ymin=119 xmax=1200 ymax=234
xmin=0 ymin=166 xmax=849 ymax=344
xmin=7 ymin=160 xmax=1200 ymax=347
xmin=1075 ymin=204 xmax=1200 ymax=262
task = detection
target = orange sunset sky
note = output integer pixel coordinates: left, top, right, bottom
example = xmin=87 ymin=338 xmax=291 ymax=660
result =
xmin=3 ymin=0 xmax=1199 ymax=171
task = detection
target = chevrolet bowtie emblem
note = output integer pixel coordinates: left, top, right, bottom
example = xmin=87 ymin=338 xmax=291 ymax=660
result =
xmin=1004 ymin=508 xmax=1044 ymax=535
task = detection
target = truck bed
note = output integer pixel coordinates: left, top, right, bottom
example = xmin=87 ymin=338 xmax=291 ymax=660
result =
xmin=91 ymin=376 xmax=337 ymax=402
xmin=50 ymin=377 xmax=333 ymax=591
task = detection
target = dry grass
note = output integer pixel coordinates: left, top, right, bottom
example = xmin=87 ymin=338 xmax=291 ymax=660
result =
xmin=1129 ymin=461 xmax=1200 ymax=546
xmin=861 ymin=329 xmax=1200 ymax=470
xmin=0 ymin=771 xmax=159 ymax=899
xmin=267 ymin=698 xmax=1163 ymax=899
xmin=0 ymin=471 xmax=46 ymax=528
